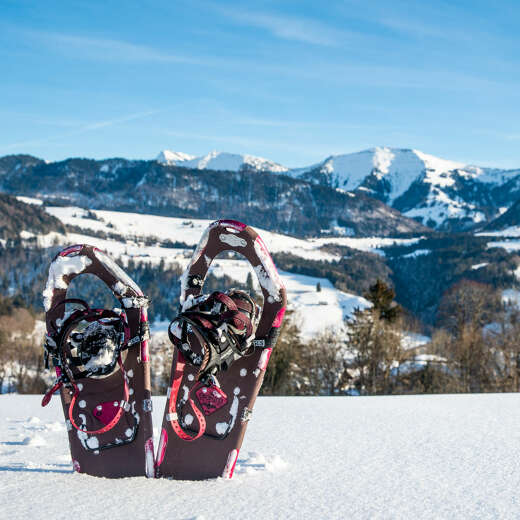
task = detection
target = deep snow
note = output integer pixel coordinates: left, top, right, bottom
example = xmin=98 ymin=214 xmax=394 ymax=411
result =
xmin=2 ymin=394 xmax=520 ymax=519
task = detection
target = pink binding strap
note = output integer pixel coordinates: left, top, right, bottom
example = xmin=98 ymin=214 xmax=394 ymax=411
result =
xmin=68 ymin=358 xmax=130 ymax=435
xmin=41 ymin=379 xmax=64 ymax=407
xmin=167 ymin=353 xmax=206 ymax=441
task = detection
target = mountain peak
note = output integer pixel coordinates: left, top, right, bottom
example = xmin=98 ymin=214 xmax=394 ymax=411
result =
xmin=156 ymin=149 xmax=289 ymax=173
xmin=156 ymin=150 xmax=196 ymax=165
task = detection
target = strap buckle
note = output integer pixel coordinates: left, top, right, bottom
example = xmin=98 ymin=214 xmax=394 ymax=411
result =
xmin=121 ymin=296 xmax=150 ymax=309
xmin=126 ymin=321 xmax=150 ymax=347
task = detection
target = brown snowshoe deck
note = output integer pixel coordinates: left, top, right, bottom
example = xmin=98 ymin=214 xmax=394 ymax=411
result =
xmin=43 ymin=245 xmax=154 ymax=478
xmin=156 ymin=220 xmax=287 ymax=480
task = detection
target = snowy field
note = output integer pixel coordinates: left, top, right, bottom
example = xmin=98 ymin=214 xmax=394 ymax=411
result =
xmin=44 ymin=205 xmax=423 ymax=259
xmin=2 ymin=394 xmax=520 ymax=519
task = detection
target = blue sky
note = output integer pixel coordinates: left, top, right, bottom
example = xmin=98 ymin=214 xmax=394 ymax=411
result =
xmin=1 ymin=0 xmax=520 ymax=167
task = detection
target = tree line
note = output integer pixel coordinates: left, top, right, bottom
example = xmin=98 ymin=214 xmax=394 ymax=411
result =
xmin=2 ymin=266 xmax=520 ymax=396
xmin=261 ymin=279 xmax=520 ymax=396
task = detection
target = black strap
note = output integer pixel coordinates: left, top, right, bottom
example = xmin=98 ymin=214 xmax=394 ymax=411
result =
xmin=168 ymin=290 xmax=258 ymax=381
xmin=126 ymin=321 xmax=150 ymax=347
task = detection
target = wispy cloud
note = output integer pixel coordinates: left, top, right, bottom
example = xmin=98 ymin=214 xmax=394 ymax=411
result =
xmin=15 ymin=25 xmax=511 ymax=94
xmin=377 ymin=17 xmax=465 ymax=41
xmin=215 ymin=6 xmax=349 ymax=46
xmin=81 ymin=110 xmax=160 ymax=130
xmin=24 ymin=30 xmax=207 ymax=65
xmin=0 ymin=110 xmax=160 ymax=152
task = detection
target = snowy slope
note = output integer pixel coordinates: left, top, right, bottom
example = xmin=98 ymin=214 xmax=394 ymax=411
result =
xmin=45 ymin=206 xmax=425 ymax=260
xmin=478 ymin=226 xmax=520 ymax=238
xmin=156 ymin=149 xmax=289 ymax=173
xmin=45 ymin=206 xmax=340 ymax=262
xmin=3 ymin=393 xmax=520 ymax=519
xmin=156 ymin=150 xmax=195 ymax=165
xmin=293 ymin=147 xmax=463 ymax=197
xmin=280 ymin=272 xmax=369 ymax=338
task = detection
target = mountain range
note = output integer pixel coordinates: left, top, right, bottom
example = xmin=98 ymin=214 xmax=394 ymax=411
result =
xmin=1 ymin=146 xmax=520 ymax=237
xmin=157 ymin=147 xmax=520 ymax=232
xmin=0 ymin=154 xmax=426 ymax=237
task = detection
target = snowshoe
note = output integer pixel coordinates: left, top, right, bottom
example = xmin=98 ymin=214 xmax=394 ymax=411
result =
xmin=42 ymin=245 xmax=154 ymax=478
xmin=156 ymin=220 xmax=287 ymax=480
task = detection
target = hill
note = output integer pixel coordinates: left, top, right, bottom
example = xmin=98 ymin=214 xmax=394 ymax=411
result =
xmin=0 ymin=193 xmax=65 ymax=241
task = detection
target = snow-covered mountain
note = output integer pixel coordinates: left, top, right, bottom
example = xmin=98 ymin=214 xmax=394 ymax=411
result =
xmin=293 ymin=147 xmax=465 ymax=202
xmin=156 ymin=149 xmax=288 ymax=173
xmin=156 ymin=150 xmax=195 ymax=164
xmin=156 ymin=146 xmax=520 ymax=231
xmin=291 ymin=147 xmax=520 ymax=231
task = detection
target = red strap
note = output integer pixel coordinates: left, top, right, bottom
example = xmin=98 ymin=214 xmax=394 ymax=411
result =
xmin=167 ymin=353 xmax=206 ymax=442
xmin=213 ymin=292 xmax=237 ymax=310
xmin=41 ymin=379 xmax=64 ymax=407
xmin=68 ymin=358 xmax=130 ymax=435
xmin=194 ymin=316 xmax=214 ymax=329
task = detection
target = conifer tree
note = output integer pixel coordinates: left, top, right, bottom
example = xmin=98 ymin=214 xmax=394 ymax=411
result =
xmin=346 ymin=280 xmax=404 ymax=394
xmin=364 ymin=279 xmax=402 ymax=323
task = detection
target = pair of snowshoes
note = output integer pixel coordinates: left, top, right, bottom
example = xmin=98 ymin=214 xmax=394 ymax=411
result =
xmin=42 ymin=220 xmax=287 ymax=479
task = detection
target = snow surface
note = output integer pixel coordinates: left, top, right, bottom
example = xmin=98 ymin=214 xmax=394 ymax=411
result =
xmin=311 ymin=235 xmax=424 ymax=256
xmin=403 ymin=188 xmax=485 ymax=228
xmin=401 ymin=332 xmax=431 ymax=351
xmin=471 ymin=262 xmax=489 ymax=270
xmin=401 ymin=248 xmax=431 ymax=259
xmin=392 ymin=354 xmax=448 ymax=376
xmin=45 ymin=205 xmax=426 ymax=260
xmin=486 ymin=240 xmax=520 ymax=253
xmin=156 ymin=150 xmax=196 ymax=165
xmin=15 ymin=196 xmax=43 ymax=206
xmin=282 ymin=272 xmax=369 ymax=339
xmin=3 ymin=393 xmax=520 ymax=519
xmin=45 ymin=206 xmax=340 ymax=262
xmin=478 ymin=227 xmax=520 ymax=238
xmin=502 ymin=289 xmax=520 ymax=308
